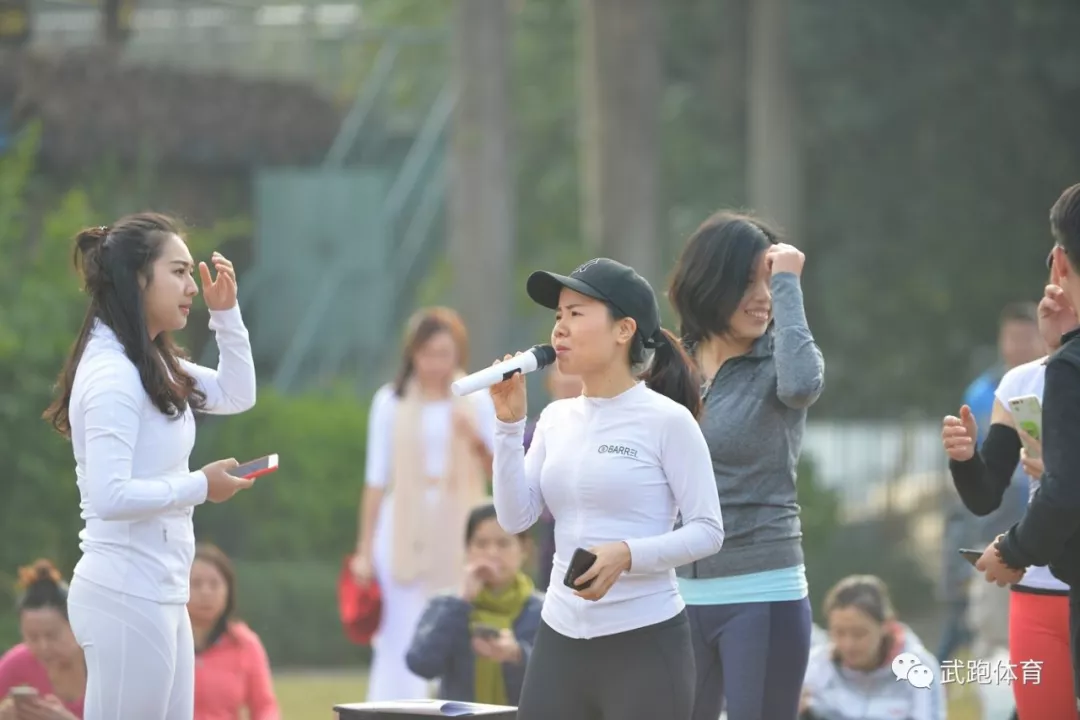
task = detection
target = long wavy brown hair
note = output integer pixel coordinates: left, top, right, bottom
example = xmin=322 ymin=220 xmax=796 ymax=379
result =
xmin=43 ymin=213 xmax=206 ymax=437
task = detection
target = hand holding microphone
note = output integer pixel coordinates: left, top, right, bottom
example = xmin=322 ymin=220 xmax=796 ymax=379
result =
xmin=451 ymin=344 xmax=555 ymax=423
xmin=489 ymin=353 xmax=529 ymax=423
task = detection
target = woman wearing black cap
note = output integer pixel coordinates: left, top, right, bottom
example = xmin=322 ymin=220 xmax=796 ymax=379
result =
xmin=488 ymin=257 xmax=725 ymax=720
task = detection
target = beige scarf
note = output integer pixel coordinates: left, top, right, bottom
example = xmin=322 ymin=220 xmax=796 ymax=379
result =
xmin=389 ymin=379 xmax=488 ymax=594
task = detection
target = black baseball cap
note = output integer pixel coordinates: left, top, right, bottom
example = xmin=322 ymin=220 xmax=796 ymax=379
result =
xmin=526 ymin=258 xmax=665 ymax=348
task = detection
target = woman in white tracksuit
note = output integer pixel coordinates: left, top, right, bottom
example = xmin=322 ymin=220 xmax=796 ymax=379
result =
xmin=43 ymin=213 xmax=257 ymax=719
xmin=351 ymin=307 xmax=496 ymax=702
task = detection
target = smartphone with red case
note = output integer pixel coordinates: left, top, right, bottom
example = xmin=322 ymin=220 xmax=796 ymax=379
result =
xmin=233 ymin=454 xmax=279 ymax=479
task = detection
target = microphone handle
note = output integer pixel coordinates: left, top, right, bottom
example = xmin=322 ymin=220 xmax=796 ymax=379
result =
xmin=451 ymin=351 xmax=542 ymax=396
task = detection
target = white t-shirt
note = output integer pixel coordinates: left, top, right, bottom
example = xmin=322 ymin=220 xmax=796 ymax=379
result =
xmin=493 ymin=382 xmax=725 ymax=639
xmin=364 ymin=383 xmax=497 ymax=490
xmin=71 ymin=307 xmax=257 ymax=604
xmin=994 ymin=357 xmax=1066 ymax=593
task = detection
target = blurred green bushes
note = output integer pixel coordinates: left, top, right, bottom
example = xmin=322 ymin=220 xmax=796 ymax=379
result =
xmin=190 ymin=386 xmax=373 ymax=667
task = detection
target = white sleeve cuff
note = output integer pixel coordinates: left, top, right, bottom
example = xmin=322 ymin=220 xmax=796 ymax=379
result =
xmin=623 ymin=537 xmax=659 ymax=574
xmin=495 ymin=418 xmax=527 ymax=435
xmin=208 ymin=305 xmax=244 ymax=329
xmin=174 ymin=471 xmax=209 ymax=507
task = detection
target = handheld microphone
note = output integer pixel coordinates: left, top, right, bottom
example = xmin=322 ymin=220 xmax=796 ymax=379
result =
xmin=451 ymin=344 xmax=557 ymax=396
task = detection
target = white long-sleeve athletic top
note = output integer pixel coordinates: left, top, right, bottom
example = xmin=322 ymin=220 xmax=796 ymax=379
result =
xmin=493 ymin=381 xmax=725 ymax=639
xmin=69 ymin=306 xmax=256 ymax=604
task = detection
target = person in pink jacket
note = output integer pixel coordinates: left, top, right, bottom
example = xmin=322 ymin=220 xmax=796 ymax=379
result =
xmin=0 ymin=560 xmax=85 ymax=719
xmin=188 ymin=544 xmax=279 ymax=720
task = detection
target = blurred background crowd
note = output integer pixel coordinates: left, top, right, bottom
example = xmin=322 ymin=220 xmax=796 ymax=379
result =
xmin=2 ymin=0 xmax=1080 ymax=717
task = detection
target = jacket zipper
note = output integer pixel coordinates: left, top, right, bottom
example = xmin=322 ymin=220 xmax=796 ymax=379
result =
xmin=692 ymin=357 xmax=744 ymax=579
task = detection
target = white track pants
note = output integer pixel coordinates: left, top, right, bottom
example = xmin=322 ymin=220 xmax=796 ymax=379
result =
xmin=68 ymin=576 xmax=195 ymax=720
xmin=365 ymin=494 xmax=432 ymax=702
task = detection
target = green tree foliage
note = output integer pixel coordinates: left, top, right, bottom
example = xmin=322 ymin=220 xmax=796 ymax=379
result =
xmin=406 ymin=0 xmax=1080 ymax=416
xmin=793 ymin=0 xmax=1080 ymax=416
xmin=0 ymin=124 xmax=102 ymax=585
xmin=0 ymin=125 xmax=102 ymax=649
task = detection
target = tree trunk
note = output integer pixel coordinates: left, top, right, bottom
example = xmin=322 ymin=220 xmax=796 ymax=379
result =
xmin=747 ymin=0 xmax=801 ymax=240
xmin=448 ymin=0 xmax=514 ymax=366
xmin=101 ymin=0 xmax=132 ymax=47
xmin=578 ymin=0 xmax=662 ymax=286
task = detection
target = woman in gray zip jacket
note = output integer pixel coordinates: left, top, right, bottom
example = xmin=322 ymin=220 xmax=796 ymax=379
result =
xmin=668 ymin=211 xmax=825 ymax=720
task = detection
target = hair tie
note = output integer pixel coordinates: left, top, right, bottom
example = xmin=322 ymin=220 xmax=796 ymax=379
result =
xmin=643 ymin=330 xmax=668 ymax=350
xmin=15 ymin=560 xmax=61 ymax=590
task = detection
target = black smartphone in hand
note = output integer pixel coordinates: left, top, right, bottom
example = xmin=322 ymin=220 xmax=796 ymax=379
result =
xmin=471 ymin=623 xmax=501 ymax=641
xmin=563 ymin=548 xmax=598 ymax=590
xmin=958 ymin=548 xmax=983 ymax=567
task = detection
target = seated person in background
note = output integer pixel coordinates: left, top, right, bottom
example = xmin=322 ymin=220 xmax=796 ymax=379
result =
xmin=189 ymin=543 xmax=279 ymax=720
xmin=0 ymin=560 xmax=84 ymax=719
xmin=407 ymin=503 xmax=543 ymax=705
xmin=800 ymin=575 xmax=944 ymax=720
xmin=809 ymin=622 xmax=828 ymax=650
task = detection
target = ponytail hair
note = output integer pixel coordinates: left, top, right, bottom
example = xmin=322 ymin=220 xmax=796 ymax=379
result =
xmin=607 ymin=299 xmax=703 ymax=418
xmin=15 ymin=559 xmax=69 ymax=618
xmin=638 ymin=328 xmax=703 ymax=418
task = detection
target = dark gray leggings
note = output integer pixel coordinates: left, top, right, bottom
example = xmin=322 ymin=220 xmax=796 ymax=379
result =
xmin=687 ymin=598 xmax=812 ymax=720
xmin=516 ymin=611 xmax=695 ymax=720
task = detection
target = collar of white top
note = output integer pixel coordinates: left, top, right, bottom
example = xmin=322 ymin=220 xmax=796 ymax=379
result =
xmin=580 ymin=381 xmax=646 ymax=406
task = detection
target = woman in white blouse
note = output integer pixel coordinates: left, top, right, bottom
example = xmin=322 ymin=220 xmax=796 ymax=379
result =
xmin=351 ymin=307 xmax=497 ymax=701
xmin=42 ymin=213 xmax=257 ymax=720
xmin=489 ymin=257 xmax=725 ymax=720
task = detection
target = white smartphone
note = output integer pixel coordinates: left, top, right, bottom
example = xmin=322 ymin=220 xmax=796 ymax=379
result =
xmin=9 ymin=685 xmax=38 ymax=698
xmin=1008 ymin=394 xmax=1043 ymax=458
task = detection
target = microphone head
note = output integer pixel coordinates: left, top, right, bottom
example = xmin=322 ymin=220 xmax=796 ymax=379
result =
xmin=532 ymin=344 xmax=556 ymax=368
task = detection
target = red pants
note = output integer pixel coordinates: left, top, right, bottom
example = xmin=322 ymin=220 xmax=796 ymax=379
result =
xmin=1009 ymin=589 xmax=1077 ymax=719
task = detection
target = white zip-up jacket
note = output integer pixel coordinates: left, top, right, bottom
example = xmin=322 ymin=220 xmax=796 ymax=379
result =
xmin=69 ymin=306 xmax=256 ymax=604
xmin=493 ymin=382 xmax=724 ymax=639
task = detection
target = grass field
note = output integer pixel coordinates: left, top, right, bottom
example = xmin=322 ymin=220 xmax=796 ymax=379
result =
xmin=272 ymin=670 xmax=983 ymax=719
xmin=275 ymin=671 xmax=367 ymax=720
xmin=947 ymin=681 xmax=982 ymax=720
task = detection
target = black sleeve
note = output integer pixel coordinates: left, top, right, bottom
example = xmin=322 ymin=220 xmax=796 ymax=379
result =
xmin=998 ymin=358 xmax=1080 ymax=568
xmin=948 ymin=423 xmax=1022 ymax=516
